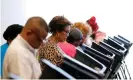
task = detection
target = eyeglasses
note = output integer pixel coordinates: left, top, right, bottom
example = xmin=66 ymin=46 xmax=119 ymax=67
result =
xmin=63 ymin=30 xmax=70 ymax=37
xmin=63 ymin=30 xmax=69 ymax=34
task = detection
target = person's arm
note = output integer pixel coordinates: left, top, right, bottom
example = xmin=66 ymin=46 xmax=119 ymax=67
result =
xmin=95 ymin=31 xmax=106 ymax=44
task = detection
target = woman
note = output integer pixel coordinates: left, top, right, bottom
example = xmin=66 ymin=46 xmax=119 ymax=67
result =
xmin=1 ymin=24 xmax=23 ymax=77
xmin=86 ymin=16 xmax=106 ymax=44
xmin=72 ymin=22 xmax=92 ymax=46
xmin=38 ymin=16 xmax=71 ymax=70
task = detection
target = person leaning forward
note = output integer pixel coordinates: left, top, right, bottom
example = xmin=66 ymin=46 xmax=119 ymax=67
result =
xmin=3 ymin=16 xmax=49 ymax=79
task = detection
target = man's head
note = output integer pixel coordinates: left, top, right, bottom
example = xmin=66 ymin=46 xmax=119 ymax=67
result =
xmin=21 ymin=17 xmax=49 ymax=49
xmin=67 ymin=28 xmax=83 ymax=47
xmin=3 ymin=24 xmax=23 ymax=44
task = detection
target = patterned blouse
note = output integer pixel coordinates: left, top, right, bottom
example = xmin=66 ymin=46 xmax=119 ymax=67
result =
xmin=38 ymin=38 xmax=64 ymax=70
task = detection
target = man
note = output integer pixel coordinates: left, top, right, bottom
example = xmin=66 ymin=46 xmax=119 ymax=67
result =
xmin=67 ymin=28 xmax=83 ymax=47
xmin=1 ymin=24 xmax=23 ymax=77
xmin=3 ymin=17 xmax=49 ymax=79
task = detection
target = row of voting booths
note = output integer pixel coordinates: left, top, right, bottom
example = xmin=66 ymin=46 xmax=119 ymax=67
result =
xmin=9 ymin=35 xmax=132 ymax=79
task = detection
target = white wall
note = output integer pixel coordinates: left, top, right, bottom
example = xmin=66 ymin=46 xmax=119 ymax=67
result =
xmin=0 ymin=0 xmax=1 ymax=45
xmin=25 ymin=0 xmax=133 ymax=41
xmin=2 ymin=0 xmax=133 ymax=43
xmin=1 ymin=0 xmax=133 ymax=78
xmin=1 ymin=0 xmax=26 ymax=44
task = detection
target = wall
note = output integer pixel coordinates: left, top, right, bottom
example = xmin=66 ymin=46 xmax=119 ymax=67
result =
xmin=25 ymin=0 xmax=133 ymax=40
xmin=1 ymin=0 xmax=26 ymax=44
xmin=1 ymin=0 xmax=133 ymax=44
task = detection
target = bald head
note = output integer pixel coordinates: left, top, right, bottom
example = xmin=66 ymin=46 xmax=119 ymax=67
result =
xmin=21 ymin=17 xmax=49 ymax=49
xmin=24 ymin=17 xmax=49 ymax=32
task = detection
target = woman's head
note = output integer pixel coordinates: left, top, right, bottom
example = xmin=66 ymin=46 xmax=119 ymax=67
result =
xmin=3 ymin=24 xmax=23 ymax=44
xmin=72 ymin=22 xmax=91 ymax=43
xmin=49 ymin=16 xmax=71 ymax=42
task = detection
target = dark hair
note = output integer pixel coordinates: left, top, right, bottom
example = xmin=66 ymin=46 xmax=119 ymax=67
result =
xmin=72 ymin=22 xmax=89 ymax=36
xmin=67 ymin=28 xmax=83 ymax=43
xmin=67 ymin=36 xmax=75 ymax=43
xmin=3 ymin=24 xmax=23 ymax=40
xmin=49 ymin=16 xmax=71 ymax=34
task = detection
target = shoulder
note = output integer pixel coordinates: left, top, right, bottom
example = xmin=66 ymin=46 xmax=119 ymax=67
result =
xmin=39 ymin=40 xmax=56 ymax=51
xmin=67 ymin=42 xmax=76 ymax=48
xmin=1 ymin=43 xmax=8 ymax=49
xmin=1 ymin=43 xmax=9 ymax=53
xmin=6 ymin=42 xmax=28 ymax=60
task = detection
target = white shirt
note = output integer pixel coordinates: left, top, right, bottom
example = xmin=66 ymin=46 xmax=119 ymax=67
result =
xmin=85 ymin=36 xmax=93 ymax=47
xmin=3 ymin=35 xmax=41 ymax=79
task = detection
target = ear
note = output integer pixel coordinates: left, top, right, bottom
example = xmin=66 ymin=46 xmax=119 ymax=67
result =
xmin=27 ymin=29 xmax=32 ymax=35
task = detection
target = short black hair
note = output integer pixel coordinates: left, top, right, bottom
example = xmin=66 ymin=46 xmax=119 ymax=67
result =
xmin=49 ymin=16 xmax=71 ymax=34
xmin=67 ymin=28 xmax=83 ymax=43
xmin=3 ymin=24 xmax=23 ymax=40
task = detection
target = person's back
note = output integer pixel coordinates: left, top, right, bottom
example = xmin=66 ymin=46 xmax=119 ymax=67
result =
xmin=1 ymin=43 xmax=8 ymax=65
xmin=1 ymin=44 xmax=8 ymax=56
xmin=58 ymin=42 xmax=76 ymax=58
xmin=3 ymin=35 xmax=41 ymax=78
xmin=3 ymin=17 xmax=49 ymax=79
xmin=1 ymin=43 xmax=8 ymax=77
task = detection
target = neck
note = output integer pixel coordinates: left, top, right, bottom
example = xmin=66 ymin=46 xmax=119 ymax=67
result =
xmin=7 ymin=40 xmax=12 ymax=45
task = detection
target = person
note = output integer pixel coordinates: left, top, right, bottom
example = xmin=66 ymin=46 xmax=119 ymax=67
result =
xmin=67 ymin=28 xmax=83 ymax=47
xmin=86 ymin=16 xmax=106 ymax=44
xmin=3 ymin=17 xmax=49 ymax=79
xmin=38 ymin=16 xmax=71 ymax=70
xmin=72 ymin=22 xmax=92 ymax=46
xmin=1 ymin=24 xmax=23 ymax=77
xmin=86 ymin=16 xmax=99 ymax=34
xmin=58 ymin=28 xmax=83 ymax=58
